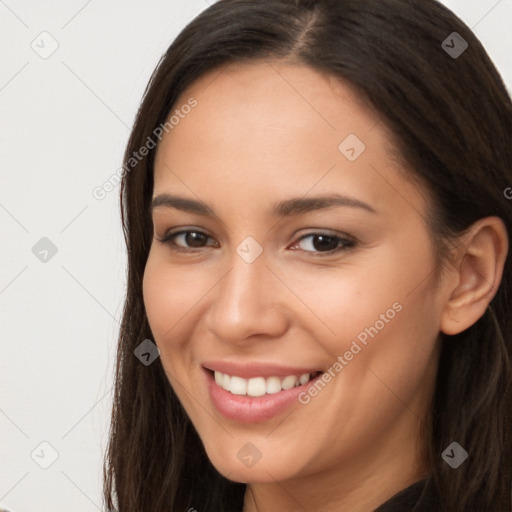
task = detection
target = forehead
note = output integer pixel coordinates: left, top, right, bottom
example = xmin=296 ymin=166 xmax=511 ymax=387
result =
xmin=153 ymin=61 xmax=427 ymax=222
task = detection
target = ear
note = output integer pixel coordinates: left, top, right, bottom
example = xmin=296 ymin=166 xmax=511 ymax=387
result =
xmin=440 ymin=216 xmax=508 ymax=335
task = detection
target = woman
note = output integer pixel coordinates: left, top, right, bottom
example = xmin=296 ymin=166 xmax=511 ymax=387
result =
xmin=103 ymin=0 xmax=512 ymax=510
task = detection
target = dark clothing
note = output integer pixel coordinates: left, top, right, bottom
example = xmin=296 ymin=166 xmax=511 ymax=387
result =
xmin=373 ymin=478 xmax=441 ymax=511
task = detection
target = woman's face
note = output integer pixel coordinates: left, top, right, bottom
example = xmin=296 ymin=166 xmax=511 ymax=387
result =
xmin=143 ymin=61 xmax=446 ymax=486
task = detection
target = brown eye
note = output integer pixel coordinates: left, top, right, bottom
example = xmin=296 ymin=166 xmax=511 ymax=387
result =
xmin=157 ymin=230 xmax=219 ymax=252
xmin=181 ymin=231 xmax=208 ymax=248
xmin=291 ymin=233 xmax=355 ymax=255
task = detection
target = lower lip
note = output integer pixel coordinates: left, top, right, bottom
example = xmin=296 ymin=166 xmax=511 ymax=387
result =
xmin=204 ymin=369 xmax=323 ymax=423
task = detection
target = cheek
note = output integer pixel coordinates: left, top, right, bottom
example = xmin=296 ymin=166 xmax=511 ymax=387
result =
xmin=142 ymin=255 xmax=197 ymax=347
xmin=293 ymin=246 xmax=438 ymax=364
xmin=289 ymin=263 xmax=401 ymax=342
xmin=142 ymin=258 xmax=206 ymax=395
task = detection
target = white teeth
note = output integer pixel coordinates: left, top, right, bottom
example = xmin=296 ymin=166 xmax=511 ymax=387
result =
xmin=247 ymin=377 xmax=266 ymax=397
xmin=222 ymin=373 xmax=230 ymax=391
xmin=230 ymin=376 xmax=247 ymax=395
xmin=299 ymin=373 xmax=310 ymax=385
xmin=213 ymin=370 xmax=317 ymax=396
xmin=266 ymin=376 xmax=282 ymax=394
xmin=281 ymin=375 xmax=298 ymax=390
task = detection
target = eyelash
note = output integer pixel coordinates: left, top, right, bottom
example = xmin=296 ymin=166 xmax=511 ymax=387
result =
xmin=156 ymin=229 xmax=356 ymax=257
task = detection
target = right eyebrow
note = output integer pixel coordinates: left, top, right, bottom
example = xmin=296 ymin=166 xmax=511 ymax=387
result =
xmin=151 ymin=194 xmax=215 ymax=216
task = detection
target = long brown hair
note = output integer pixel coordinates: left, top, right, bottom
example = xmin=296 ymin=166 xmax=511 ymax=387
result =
xmin=103 ymin=1 xmax=512 ymax=510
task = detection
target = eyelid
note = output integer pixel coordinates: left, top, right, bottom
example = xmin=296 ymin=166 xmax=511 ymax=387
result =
xmin=291 ymin=231 xmax=355 ymax=256
xmin=156 ymin=228 xmax=356 ymax=256
xmin=156 ymin=228 xmax=218 ymax=252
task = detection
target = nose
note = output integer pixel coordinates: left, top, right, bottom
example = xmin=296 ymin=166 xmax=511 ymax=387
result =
xmin=205 ymin=249 xmax=289 ymax=345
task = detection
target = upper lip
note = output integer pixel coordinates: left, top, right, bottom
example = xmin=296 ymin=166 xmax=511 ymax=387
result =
xmin=202 ymin=360 xmax=323 ymax=379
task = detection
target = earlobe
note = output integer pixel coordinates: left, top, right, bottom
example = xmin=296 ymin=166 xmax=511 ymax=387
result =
xmin=440 ymin=217 xmax=508 ymax=336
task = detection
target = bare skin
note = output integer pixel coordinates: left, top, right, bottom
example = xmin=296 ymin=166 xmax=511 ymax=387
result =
xmin=142 ymin=61 xmax=508 ymax=512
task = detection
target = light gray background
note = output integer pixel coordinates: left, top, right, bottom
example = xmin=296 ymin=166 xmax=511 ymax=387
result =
xmin=1 ymin=1 xmax=511 ymax=511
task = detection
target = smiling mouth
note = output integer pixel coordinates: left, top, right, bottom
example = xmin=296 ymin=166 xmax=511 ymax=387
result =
xmin=210 ymin=370 xmax=323 ymax=397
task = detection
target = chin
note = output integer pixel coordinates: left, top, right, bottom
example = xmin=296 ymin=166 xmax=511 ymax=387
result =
xmin=203 ymin=442 xmax=306 ymax=484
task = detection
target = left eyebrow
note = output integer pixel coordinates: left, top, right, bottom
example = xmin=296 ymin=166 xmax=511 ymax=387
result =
xmin=272 ymin=193 xmax=377 ymax=216
xmin=150 ymin=192 xmax=377 ymax=217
